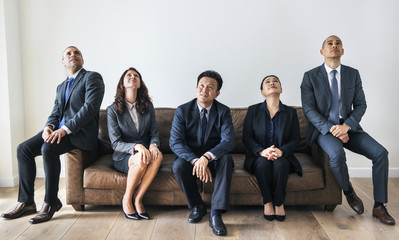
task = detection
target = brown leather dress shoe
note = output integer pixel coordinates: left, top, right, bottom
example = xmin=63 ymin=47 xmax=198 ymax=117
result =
xmin=345 ymin=184 xmax=364 ymax=214
xmin=373 ymin=205 xmax=395 ymax=225
xmin=29 ymin=198 xmax=62 ymax=224
xmin=1 ymin=202 xmax=37 ymax=219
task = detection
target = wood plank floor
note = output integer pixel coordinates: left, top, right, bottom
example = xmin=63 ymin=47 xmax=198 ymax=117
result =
xmin=1 ymin=178 xmax=399 ymax=240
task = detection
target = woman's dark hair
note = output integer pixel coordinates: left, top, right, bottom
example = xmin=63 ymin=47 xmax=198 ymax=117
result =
xmin=114 ymin=67 xmax=151 ymax=115
xmin=260 ymin=75 xmax=281 ymax=90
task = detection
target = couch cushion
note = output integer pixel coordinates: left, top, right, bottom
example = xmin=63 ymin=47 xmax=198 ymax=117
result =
xmin=83 ymin=154 xmax=182 ymax=191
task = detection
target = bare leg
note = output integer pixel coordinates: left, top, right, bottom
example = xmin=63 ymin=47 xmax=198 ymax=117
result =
xmin=275 ymin=204 xmax=285 ymax=216
xmin=134 ymin=153 xmax=163 ymax=213
xmin=264 ymin=202 xmax=274 ymax=215
xmin=123 ymin=153 xmax=148 ymax=214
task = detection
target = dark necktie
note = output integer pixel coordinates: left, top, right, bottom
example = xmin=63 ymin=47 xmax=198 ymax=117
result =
xmin=58 ymin=77 xmax=74 ymax=128
xmin=200 ymin=108 xmax=207 ymax=146
xmin=329 ymin=70 xmax=340 ymax=125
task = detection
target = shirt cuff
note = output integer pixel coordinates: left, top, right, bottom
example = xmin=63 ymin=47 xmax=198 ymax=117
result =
xmin=206 ymin=152 xmax=217 ymax=161
xmin=190 ymin=158 xmax=199 ymax=165
xmin=61 ymin=125 xmax=72 ymax=135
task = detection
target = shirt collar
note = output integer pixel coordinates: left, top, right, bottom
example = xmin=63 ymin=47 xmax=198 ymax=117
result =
xmin=69 ymin=67 xmax=83 ymax=79
xmin=262 ymin=100 xmax=286 ymax=113
xmin=125 ymin=101 xmax=137 ymax=110
xmin=324 ymin=63 xmax=341 ymax=75
xmin=197 ymin=101 xmax=212 ymax=114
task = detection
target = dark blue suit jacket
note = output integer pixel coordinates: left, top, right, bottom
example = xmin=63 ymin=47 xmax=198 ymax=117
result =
xmin=301 ymin=64 xmax=367 ymax=145
xmin=242 ymin=101 xmax=302 ymax=175
xmin=46 ymin=68 xmax=105 ymax=151
xmin=107 ymin=102 xmax=160 ymax=161
xmin=169 ymin=99 xmax=235 ymax=162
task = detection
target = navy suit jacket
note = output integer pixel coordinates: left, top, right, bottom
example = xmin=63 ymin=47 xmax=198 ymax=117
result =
xmin=107 ymin=102 xmax=160 ymax=161
xmin=169 ymin=99 xmax=235 ymax=162
xmin=242 ymin=101 xmax=302 ymax=176
xmin=46 ymin=68 xmax=105 ymax=151
xmin=301 ymin=64 xmax=367 ymax=145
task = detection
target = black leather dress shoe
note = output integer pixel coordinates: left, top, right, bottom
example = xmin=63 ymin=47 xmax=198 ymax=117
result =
xmin=345 ymin=183 xmax=364 ymax=214
xmin=264 ymin=214 xmax=275 ymax=221
xmin=1 ymin=202 xmax=37 ymax=219
xmin=209 ymin=215 xmax=227 ymax=236
xmin=188 ymin=204 xmax=207 ymax=223
xmin=29 ymin=199 xmax=62 ymax=224
xmin=138 ymin=212 xmax=150 ymax=220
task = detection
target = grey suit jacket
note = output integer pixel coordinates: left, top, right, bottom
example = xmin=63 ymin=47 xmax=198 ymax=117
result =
xmin=107 ymin=102 xmax=160 ymax=161
xmin=301 ymin=64 xmax=367 ymax=145
xmin=46 ymin=68 xmax=105 ymax=151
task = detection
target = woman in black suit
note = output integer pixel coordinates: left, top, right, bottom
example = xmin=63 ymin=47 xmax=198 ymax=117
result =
xmin=242 ymin=75 xmax=301 ymax=221
xmin=107 ymin=67 xmax=163 ymax=220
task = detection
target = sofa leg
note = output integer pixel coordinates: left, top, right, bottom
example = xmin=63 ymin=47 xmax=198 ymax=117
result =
xmin=72 ymin=204 xmax=85 ymax=211
xmin=325 ymin=204 xmax=337 ymax=212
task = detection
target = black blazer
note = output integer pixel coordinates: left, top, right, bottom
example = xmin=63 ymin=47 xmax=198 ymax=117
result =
xmin=46 ymin=68 xmax=105 ymax=151
xmin=242 ymin=101 xmax=302 ymax=176
xmin=107 ymin=102 xmax=160 ymax=161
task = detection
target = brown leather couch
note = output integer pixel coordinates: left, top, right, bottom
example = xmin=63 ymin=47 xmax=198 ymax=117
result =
xmin=65 ymin=107 xmax=342 ymax=211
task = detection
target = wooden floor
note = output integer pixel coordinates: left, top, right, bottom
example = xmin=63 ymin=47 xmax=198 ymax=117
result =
xmin=1 ymin=178 xmax=399 ymax=240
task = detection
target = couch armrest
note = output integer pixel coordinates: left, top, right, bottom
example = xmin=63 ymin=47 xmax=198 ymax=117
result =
xmin=65 ymin=148 xmax=97 ymax=207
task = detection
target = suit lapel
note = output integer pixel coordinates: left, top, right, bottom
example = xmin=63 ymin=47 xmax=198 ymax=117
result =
xmin=277 ymin=110 xmax=287 ymax=147
xmin=191 ymin=103 xmax=202 ymax=145
xmin=60 ymin=78 xmax=68 ymax=107
xmin=340 ymin=65 xmax=348 ymax=114
xmin=258 ymin=102 xmax=267 ymax=147
xmin=204 ymin=103 xmax=217 ymax=144
xmin=64 ymin=69 xmax=86 ymax=109
xmin=123 ymin=109 xmax=139 ymax=136
xmin=318 ymin=65 xmax=332 ymax=110
xmin=137 ymin=110 xmax=144 ymax=135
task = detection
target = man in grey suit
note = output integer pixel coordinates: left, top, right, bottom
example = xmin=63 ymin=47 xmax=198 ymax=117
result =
xmin=301 ymin=35 xmax=394 ymax=225
xmin=1 ymin=46 xmax=105 ymax=224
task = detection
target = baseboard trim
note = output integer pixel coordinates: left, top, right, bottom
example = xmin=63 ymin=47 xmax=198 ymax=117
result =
xmin=0 ymin=168 xmax=65 ymax=187
xmin=0 ymin=175 xmax=18 ymax=187
xmin=349 ymin=167 xmax=399 ymax=178
xmin=36 ymin=168 xmax=65 ymax=178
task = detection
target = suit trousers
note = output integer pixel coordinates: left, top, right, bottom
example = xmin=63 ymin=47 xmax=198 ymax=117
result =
xmin=172 ymin=154 xmax=234 ymax=211
xmin=17 ymin=131 xmax=75 ymax=205
xmin=253 ymin=156 xmax=290 ymax=206
xmin=317 ymin=131 xmax=389 ymax=203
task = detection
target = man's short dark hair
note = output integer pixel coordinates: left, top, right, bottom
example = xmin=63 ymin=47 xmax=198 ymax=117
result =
xmin=260 ymin=75 xmax=280 ymax=90
xmin=197 ymin=70 xmax=223 ymax=91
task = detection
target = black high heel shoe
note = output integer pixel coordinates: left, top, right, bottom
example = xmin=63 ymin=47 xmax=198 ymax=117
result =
xmin=138 ymin=212 xmax=150 ymax=220
xmin=264 ymin=214 xmax=275 ymax=221
xmin=121 ymin=199 xmax=139 ymax=220
xmin=275 ymin=204 xmax=286 ymax=221
xmin=134 ymin=199 xmax=150 ymax=220
xmin=275 ymin=215 xmax=286 ymax=222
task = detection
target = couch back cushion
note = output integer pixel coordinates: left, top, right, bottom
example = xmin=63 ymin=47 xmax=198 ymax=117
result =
xmin=97 ymin=106 xmax=309 ymax=155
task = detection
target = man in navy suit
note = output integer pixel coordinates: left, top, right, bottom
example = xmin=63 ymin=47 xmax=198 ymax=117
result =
xmin=1 ymin=46 xmax=105 ymax=224
xmin=301 ymin=35 xmax=394 ymax=225
xmin=170 ymin=70 xmax=235 ymax=235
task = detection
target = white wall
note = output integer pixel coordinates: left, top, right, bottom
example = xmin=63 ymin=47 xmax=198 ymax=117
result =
xmin=0 ymin=0 xmax=25 ymax=187
xmin=1 ymin=0 xmax=398 ymax=186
